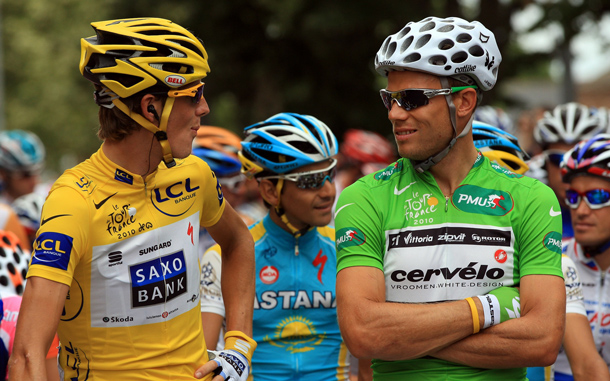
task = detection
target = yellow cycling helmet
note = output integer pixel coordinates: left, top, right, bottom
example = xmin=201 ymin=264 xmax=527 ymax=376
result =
xmin=79 ymin=18 xmax=210 ymax=168
xmin=80 ymin=17 xmax=209 ymax=98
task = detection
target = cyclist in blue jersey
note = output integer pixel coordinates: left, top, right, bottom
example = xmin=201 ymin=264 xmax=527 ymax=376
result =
xmin=530 ymin=102 xmax=608 ymax=240
xmin=201 ymin=112 xmax=354 ymax=380
xmin=335 ymin=16 xmax=565 ymax=380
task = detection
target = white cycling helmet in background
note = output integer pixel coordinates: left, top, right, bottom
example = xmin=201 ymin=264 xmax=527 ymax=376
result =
xmin=0 ymin=130 xmax=45 ymax=173
xmin=534 ymin=102 xmax=606 ymax=148
xmin=12 ymin=192 xmax=45 ymax=238
xmin=375 ymin=16 xmax=501 ymax=172
xmin=474 ymin=105 xmax=514 ymax=134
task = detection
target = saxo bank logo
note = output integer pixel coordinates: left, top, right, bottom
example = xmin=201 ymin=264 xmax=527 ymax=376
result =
xmin=151 ymin=178 xmax=200 ymax=217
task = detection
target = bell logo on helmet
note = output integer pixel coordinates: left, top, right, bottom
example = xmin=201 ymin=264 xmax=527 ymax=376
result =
xmin=165 ymin=75 xmax=186 ymax=86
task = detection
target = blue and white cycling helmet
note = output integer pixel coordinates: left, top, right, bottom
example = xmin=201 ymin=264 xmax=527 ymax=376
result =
xmin=239 ymin=112 xmax=338 ymax=179
xmin=0 ymin=130 xmax=45 ymax=173
xmin=561 ymin=133 xmax=610 ymax=183
xmin=474 ymin=105 xmax=514 ymax=133
xmin=472 ymin=121 xmax=529 ymax=174
xmin=192 ymin=147 xmax=242 ymax=178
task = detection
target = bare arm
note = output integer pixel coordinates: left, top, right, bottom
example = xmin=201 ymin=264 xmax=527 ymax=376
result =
xmin=8 ymin=277 xmax=68 ymax=380
xmin=564 ymin=313 xmax=610 ymax=381
xmin=201 ymin=312 xmax=224 ymax=350
xmin=336 ymin=266 xmax=476 ymax=360
xmin=432 ymin=274 xmax=565 ymax=368
xmin=357 ymin=358 xmax=373 ymax=381
xmin=206 ymin=202 xmax=255 ymax=336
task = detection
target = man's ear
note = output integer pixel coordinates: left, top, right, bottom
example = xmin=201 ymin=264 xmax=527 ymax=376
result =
xmin=140 ymin=94 xmax=160 ymax=124
xmin=258 ymin=179 xmax=279 ymax=207
xmin=455 ymin=88 xmax=478 ymax=118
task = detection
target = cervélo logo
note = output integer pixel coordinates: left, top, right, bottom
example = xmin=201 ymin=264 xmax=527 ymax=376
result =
xmin=543 ymin=231 xmax=562 ymax=254
xmin=336 ymin=227 xmax=366 ymax=251
xmin=452 ymin=184 xmax=513 ymax=216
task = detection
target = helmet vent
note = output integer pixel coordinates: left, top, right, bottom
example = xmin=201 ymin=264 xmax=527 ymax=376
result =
xmin=456 ymin=33 xmax=472 ymax=43
xmin=458 ymin=24 xmax=475 ymax=30
xmin=468 ymin=45 xmax=484 ymax=57
xmin=386 ymin=41 xmax=397 ymax=59
xmin=403 ymin=53 xmax=421 ymax=63
xmin=438 ymin=39 xmax=454 ymax=50
xmin=397 ymin=26 xmax=411 ymax=40
xmin=419 ymin=21 xmax=436 ymax=32
xmin=438 ymin=25 xmax=454 ymax=33
xmin=429 ymin=55 xmax=447 ymax=66
xmin=415 ymin=34 xmax=431 ymax=49
xmin=400 ymin=36 xmax=413 ymax=53
xmin=451 ymin=51 xmax=468 ymax=63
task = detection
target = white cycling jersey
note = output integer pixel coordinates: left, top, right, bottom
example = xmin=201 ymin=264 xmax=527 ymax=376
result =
xmin=556 ymin=239 xmax=609 ymax=376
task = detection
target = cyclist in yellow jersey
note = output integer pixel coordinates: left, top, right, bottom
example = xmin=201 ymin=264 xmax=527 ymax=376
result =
xmin=9 ymin=18 xmax=256 ymax=381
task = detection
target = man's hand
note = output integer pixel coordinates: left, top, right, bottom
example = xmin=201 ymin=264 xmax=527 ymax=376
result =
xmin=476 ymin=286 xmax=521 ymax=329
xmin=195 ymin=330 xmax=257 ymax=380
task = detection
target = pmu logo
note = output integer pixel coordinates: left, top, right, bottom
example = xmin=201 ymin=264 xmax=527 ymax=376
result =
xmin=452 ymin=184 xmax=513 ymax=216
xmin=152 ymin=178 xmax=200 ymax=217
xmin=129 ymin=251 xmax=188 ymax=307
xmin=31 ymin=232 xmax=73 ymax=270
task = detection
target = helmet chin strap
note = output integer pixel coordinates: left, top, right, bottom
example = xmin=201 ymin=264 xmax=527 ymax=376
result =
xmin=413 ymin=76 xmax=473 ymax=173
xmin=268 ymin=177 xmax=310 ymax=239
xmin=110 ymin=94 xmax=177 ymax=168
xmin=584 ymin=240 xmax=610 ymax=258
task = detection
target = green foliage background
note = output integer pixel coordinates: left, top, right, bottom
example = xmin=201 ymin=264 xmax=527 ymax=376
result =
xmin=1 ymin=0 xmax=608 ymax=176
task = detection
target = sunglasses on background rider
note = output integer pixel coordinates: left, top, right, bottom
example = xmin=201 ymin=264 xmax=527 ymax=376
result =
xmin=565 ymin=188 xmax=610 ymax=210
xmin=220 ymin=174 xmax=245 ymax=192
xmin=543 ymin=149 xmax=567 ymax=167
xmin=262 ymin=159 xmax=337 ymax=189
xmin=379 ymin=86 xmax=478 ymax=111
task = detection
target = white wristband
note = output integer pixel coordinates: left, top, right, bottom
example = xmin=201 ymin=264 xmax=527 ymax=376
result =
xmin=475 ymin=294 xmax=500 ymax=329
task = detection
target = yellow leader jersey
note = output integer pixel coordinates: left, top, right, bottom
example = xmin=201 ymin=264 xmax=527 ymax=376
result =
xmin=28 ymin=146 xmax=225 ymax=380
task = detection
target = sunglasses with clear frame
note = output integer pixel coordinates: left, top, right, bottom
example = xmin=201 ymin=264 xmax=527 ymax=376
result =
xmin=261 ymin=159 xmax=337 ymax=189
xmin=379 ymin=86 xmax=477 ymax=111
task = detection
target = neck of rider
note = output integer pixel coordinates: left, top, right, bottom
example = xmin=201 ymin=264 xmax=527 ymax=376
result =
xmin=429 ymin=89 xmax=478 ymax=197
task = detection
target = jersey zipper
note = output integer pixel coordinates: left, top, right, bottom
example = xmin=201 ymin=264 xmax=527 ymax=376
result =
xmin=445 ymin=196 xmax=449 ymax=212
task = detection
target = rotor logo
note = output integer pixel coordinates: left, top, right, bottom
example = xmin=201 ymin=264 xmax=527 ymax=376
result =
xmin=165 ymin=75 xmax=186 ymax=87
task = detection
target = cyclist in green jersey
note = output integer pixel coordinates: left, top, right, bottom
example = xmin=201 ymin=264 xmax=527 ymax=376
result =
xmin=334 ymin=16 xmax=565 ymax=380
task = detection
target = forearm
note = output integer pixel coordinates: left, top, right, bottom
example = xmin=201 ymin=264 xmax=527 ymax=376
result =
xmin=220 ymin=235 xmax=255 ymax=336
xmin=431 ymin=313 xmax=562 ymax=368
xmin=8 ymin=351 xmax=48 ymax=381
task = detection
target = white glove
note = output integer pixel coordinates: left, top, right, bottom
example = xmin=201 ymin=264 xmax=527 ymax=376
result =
xmin=207 ymin=349 xmax=250 ymax=381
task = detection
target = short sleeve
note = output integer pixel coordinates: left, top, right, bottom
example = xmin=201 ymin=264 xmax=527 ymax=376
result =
xmin=200 ymin=244 xmax=225 ymax=317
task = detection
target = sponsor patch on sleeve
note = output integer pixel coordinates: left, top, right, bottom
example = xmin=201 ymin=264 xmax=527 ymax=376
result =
xmin=336 ymin=227 xmax=366 ymax=251
xmin=543 ymin=231 xmax=562 ymax=254
xmin=31 ymin=232 xmax=74 ymax=270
